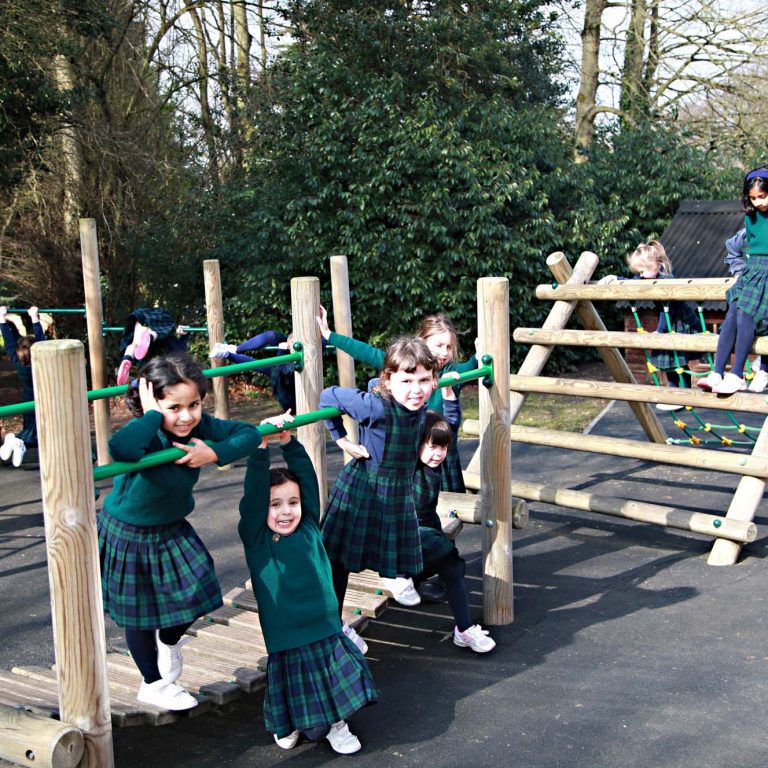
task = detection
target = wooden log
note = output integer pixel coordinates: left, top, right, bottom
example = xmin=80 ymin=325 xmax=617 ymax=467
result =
xmin=513 ymin=327 xmax=768 ymax=356
xmin=708 ymin=415 xmax=768 ymax=565
xmin=463 ymin=421 xmax=768 ymax=478
xmin=31 ymin=341 xmax=113 ymax=766
xmin=505 ymin=374 xmax=768 ymax=414
xmin=329 ymin=255 xmax=359 ymax=459
xmin=436 ymin=491 xmax=529 ymax=529
xmin=291 ymin=277 xmax=328 ymax=508
xmin=535 ymin=278 xmax=734 ymax=302
xmin=0 ymin=703 xmax=83 ymax=768
xmin=203 ymin=259 xmax=230 ymax=420
xmin=477 ymin=277 xmax=513 ymax=625
xmin=465 ymin=251 xmax=600 ymax=476
xmin=79 ymin=218 xmax=111 ymax=466
xmin=496 ymin=480 xmax=756 ymax=543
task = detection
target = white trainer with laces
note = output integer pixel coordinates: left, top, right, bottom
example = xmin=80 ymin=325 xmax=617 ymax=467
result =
xmin=0 ymin=433 xmax=16 ymax=462
xmin=326 ymin=720 xmax=361 ymax=754
xmin=209 ymin=342 xmax=238 ymax=358
xmin=381 ymin=576 xmax=421 ymax=606
xmin=11 ymin=438 xmax=26 ymax=468
xmin=341 ymin=622 xmax=368 ymax=655
xmin=137 ymin=679 xmax=198 ymax=710
xmin=749 ymin=369 xmax=768 ymax=393
xmin=453 ymin=624 xmax=497 ymax=653
xmin=696 ymin=372 xmax=722 ymax=392
xmin=712 ymin=372 xmax=747 ymax=395
xmin=156 ymin=630 xmax=189 ymax=683
xmin=274 ymin=730 xmax=300 ymax=749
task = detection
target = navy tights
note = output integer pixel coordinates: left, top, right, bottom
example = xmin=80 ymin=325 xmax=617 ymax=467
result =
xmin=715 ymin=303 xmax=755 ymax=378
xmin=416 ymin=548 xmax=472 ymax=632
xmin=125 ymin=622 xmax=193 ymax=684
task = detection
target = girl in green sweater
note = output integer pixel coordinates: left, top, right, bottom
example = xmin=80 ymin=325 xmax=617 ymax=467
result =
xmin=238 ymin=413 xmax=377 ymax=754
xmin=99 ymin=354 xmax=259 ymax=711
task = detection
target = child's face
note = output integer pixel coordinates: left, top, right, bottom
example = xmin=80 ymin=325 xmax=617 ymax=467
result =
xmin=384 ymin=365 xmax=436 ymax=411
xmin=419 ymin=439 xmax=448 ymax=469
xmin=268 ymin=480 xmax=302 ymax=535
xmin=628 ymin=255 xmax=657 ymax=278
xmin=157 ymin=381 xmax=203 ymax=439
xmin=749 ymin=187 xmax=768 ymax=213
xmin=424 ymin=330 xmax=454 ymax=368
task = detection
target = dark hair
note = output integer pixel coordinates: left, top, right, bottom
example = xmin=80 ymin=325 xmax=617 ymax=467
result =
xmin=376 ymin=337 xmax=438 ymax=399
xmin=125 ymin=353 xmax=207 ymax=417
xmin=421 ymin=410 xmax=453 ymax=448
xmin=269 ymin=467 xmax=300 ymax=489
xmin=16 ymin=335 xmax=36 ymax=367
xmin=743 ymin=165 xmax=768 ymax=217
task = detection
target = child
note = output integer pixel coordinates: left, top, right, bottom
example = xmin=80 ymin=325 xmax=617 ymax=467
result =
xmin=600 ymin=241 xmax=698 ymax=410
xmin=238 ymin=412 xmax=377 ymax=754
xmin=0 ymin=305 xmax=46 ymax=466
xmin=210 ymin=329 xmax=314 ymax=414
xmin=98 ymin=353 xmax=259 ymax=710
xmin=317 ymin=307 xmax=475 ymax=493
xmin=116 ymin=308 xmax=190 ymax=385
xmin=723 ymin=226 xmax=768 ymax=393
xmin=699 ymin=167 xmax=768 ymax=394
xmin=319 ymin=337 xmax=439 ymax=618
xmin=413 ymin=403 xmax=496 ymax=653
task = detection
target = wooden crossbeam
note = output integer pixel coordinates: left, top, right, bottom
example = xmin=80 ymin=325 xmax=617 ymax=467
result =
xmin=535 ymin=277 xmax=734 ymax=302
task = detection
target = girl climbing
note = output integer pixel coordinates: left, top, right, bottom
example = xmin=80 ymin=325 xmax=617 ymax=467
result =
xmin=238 ymin=412 xmax=377 ymax=754
xmin=99 ymin=353 xmax=259 ymax=710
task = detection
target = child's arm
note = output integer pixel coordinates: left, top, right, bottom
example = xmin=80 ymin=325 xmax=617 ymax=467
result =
xmin=108 ymin=411 xmax=166 ymax=462
xmin=0 ymin=307 xmax=18 ymax=362
xmin=237 ymin=330 xmax=288 ymax=354
xmin=725 ymin=229 xmax=747 ymax=276
xmin=317 ymin=306 xmax=385 ymax=369
xmin=319 ymin=386 xmax=374 ymax=440
xmin=281 ymin=437 xmax=322 ymax=524
xmin=238 ymin=447 xmax=271 ymax=547
xmin=28 ymin=306 xmax=45 ymax=342
xmin=196 ymin=414 xmax=261 ymax=466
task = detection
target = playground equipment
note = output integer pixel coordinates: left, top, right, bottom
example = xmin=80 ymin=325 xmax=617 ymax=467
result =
xmin=459 ymin=251 xmax=760 ymax=572
xmin=0 ymin=265 xmax=512 ymax=768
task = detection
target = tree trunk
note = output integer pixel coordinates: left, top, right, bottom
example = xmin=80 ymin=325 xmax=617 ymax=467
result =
xmin=574 ymin=0 xmax=607 ymax=160
xmin=620 ymin=0 xmax=648 ymax=119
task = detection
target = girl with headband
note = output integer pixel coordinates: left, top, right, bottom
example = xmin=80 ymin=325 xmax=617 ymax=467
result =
xmin=698 ymin=166 xmax=768 ymax=394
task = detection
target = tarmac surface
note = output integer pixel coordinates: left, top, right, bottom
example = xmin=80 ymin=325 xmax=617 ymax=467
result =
xmin=2 ymin=399 xmax=768 ymax=768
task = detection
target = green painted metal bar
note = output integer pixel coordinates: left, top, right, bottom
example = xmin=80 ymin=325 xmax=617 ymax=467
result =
xmin=8 ymin=307 xmax=87 ymax=314
xmin=101 ymin=325 xmax=208 ymax=333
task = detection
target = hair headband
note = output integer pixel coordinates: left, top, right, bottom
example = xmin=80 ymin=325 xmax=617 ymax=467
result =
xmin=746 ymin=169 xmax=768 ymax=182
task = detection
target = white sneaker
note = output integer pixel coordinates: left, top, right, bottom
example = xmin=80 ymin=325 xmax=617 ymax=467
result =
xmin=326 ymin=720 xmax=361 ymax=754
xmin=713 ymin=372 xmax=747 ymax=395
xmin=11 ymin=439 xmax=26 ymax=467
xmin=749 ymin=369 xmax=768 ymax=393
xmin=209 ymin=342 xmax=237 ymax=358
xmin=341 ymin=622 xmax=368 ymax=655
xmin=274 ymin=730 xmax=300 ymax=749
xmin=156 ymin=630 xmax=189 ymax=683
xmin=696 ymin=372 xmax=722 ymax=391
xmin=453 ymin=624 xmax=496 ymax=653
xmin=0 ymin=433 xmax=16 ymax=461
xmin=655 ymin=403 xmax=684 ymax=412
xmin=137 ymin=679 xmax=198 ymax=710
xmin=381 ymin=576 xmax=421 ymax=606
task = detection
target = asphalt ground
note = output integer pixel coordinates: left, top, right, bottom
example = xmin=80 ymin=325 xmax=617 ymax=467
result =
xmin=2 ymin=399 xmax=768 ymax=768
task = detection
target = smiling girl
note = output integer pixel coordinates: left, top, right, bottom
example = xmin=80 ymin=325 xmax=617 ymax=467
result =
xmin=98 ymin=354 xmax=259 ymax=711
xmin=238 ymin=413 xmax=377 ymax=754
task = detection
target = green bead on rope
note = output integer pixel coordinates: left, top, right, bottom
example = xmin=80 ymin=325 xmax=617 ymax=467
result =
xmin=713 ymin=519 xmax=722 ymax=529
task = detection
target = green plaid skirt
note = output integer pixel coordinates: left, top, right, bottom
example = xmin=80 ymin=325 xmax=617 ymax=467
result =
xmin=98 ymin=513 xmax=222 ymax=629
xmin=440 ymin=443 xmax=466 ymax=492
xmin=419 ymin=524 xmax=456 ymax=571
xmin=726 ymin=257 xmax=768 ymax=328
xmin=265 ymin=632 xmax=378 ymax=738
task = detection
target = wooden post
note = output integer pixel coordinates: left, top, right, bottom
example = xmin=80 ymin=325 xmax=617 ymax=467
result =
xmin=31 ymin=340 xmax=114 ymax=768
xmin=329 ymin=255 xmax=359 ymax=459
xmin=79 ymin=218 xmax=111 ymax=465
xmin=708 ymin=414 xmax=768 ymax=565
xmin=477 ymin=277 xmax=513 ymax=625
xmin=0 ymin=704 xmax=83 ymax=768
xmin=466 ymin=251 xmax=599 ymax=477
xmin=291 ymin=277 xmax=328 ymax=508
xmin=203 ymin=259 xmax=230 ymax=420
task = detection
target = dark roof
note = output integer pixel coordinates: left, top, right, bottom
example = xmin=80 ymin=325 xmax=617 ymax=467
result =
xmin=659 ymin=199 xmax=743 ymax=278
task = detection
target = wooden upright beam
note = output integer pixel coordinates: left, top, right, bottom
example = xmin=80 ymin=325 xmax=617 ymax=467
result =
xmin=203 ymin=259 xmax=230 ymax=420
xmin=31 ymin=341 xmax=113 ymax=768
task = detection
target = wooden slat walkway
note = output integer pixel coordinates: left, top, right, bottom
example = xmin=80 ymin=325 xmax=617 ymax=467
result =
xmin=0 ymin=514 xmax=463 ymax=725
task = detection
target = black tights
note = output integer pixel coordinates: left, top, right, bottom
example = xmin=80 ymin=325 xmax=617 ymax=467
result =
xmin=125 ymin=621 xmax=194 ymax=684
xmin=715 ymin=303 xmax=755 ymax=378
xmin=330 ymin=560 xmax=350 ymax=618
xmin=415 ymin=548 xmax=472 ymax=632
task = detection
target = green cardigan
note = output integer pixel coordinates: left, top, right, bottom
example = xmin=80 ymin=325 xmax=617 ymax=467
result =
xmin=238 ymin=438 xmax=340 ymax=653
xmin=746 ymin=211 xmax=768 ymax=257
xmin=328 ymin=331 xmax=478 ymax=412
xmin=103 ymin=411 xmax=259 ymax=526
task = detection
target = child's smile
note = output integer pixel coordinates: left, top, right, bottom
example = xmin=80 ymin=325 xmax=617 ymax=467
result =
xmin=158 ymin=381 xmax=202 ymax=438
xmin=268 ymin=480 xmax=302 ymax=536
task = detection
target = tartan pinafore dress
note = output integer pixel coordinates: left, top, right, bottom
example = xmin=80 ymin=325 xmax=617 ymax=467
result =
xmin=322 ymin=397 xmax=424 ymax=578
xmin=413 ymin=464 xmax=456 ymax=571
